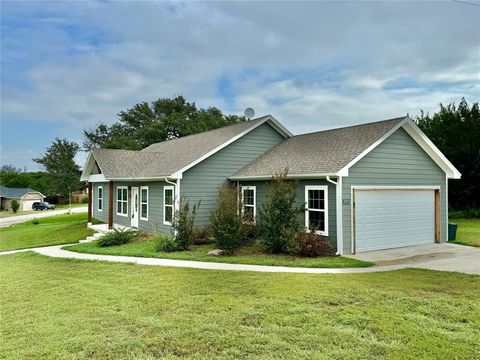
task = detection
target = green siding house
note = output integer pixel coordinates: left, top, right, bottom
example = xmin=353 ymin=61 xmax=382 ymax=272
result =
xmin=80 ymin=115 xmax=460 ymax=255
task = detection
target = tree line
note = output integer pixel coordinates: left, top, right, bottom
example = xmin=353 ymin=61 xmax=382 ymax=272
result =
xmin=1 ymin=96 xmax=478 ymax=210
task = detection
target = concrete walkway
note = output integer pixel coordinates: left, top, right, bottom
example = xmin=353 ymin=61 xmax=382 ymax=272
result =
xmin=1 ymin=243 xmax=478 ymax=274
xmin=0 ymin=207 xmax=87 ymax=227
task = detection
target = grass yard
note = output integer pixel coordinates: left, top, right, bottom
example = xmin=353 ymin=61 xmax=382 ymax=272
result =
xmin=0 ymin=203 xmax=86 ymax=218
xmin=66 ymin=238 xmax=372 ymax=268
xmin=0 ymin=213 xmax=93 ymax=252
xmin=0 ymin=252 xmax=479 ymax=359
xmin=450 ymin=218 xmax=480 ymax=247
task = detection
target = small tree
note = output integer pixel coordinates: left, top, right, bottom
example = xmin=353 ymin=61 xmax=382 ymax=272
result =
xmin=258 ymin=170 xmax=303 ymax=253
xmin=210 ymin=183 xmax=244 ymax=252
xmin=172 ymin=199 xmax=199 ymax=250
xmin=10 ymin=199 xmax=20 ymax=214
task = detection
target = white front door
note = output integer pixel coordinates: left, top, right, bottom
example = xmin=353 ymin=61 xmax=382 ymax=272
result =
xmin=354 ymin=189 xmax=435 ymax=253
xmin=131 ymin=187 xmax=139 ymax=228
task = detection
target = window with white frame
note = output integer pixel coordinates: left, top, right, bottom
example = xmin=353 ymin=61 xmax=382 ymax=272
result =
xmin=140 ymin=186 xmax=148 ymax=220
xmin=242 ymin=186 xmax=256 ymax=222
xmin=116 ymin=186 xmax=128 ymax=217
xmin=305 ymin=185 xmax=328 ymax=235
xmin=163 ymin=186 xmax=174 ymax=225
xmin=98 ymin=186 xmax=103 ymax=212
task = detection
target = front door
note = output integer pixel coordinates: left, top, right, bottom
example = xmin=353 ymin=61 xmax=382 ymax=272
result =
xmin=131 ymin=187 xmax=139 ymax=228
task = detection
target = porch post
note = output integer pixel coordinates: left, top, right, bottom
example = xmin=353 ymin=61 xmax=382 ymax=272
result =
xmin=87 ymin=182 xmax=92 ymax=224
xmin=108 ymin=181 xmax=113 ymax=229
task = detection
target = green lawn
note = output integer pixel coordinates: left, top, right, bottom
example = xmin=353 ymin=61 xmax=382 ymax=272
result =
xmin=0 ymin=203 xmax=86 ymax=218
xmin=66 ymin=239 xmax=372 ymax=268
xmin=0 ymin=252 xmax=479 ymax=359
xmin=0 ymin=213 xmax=93 ymax=252
xmin=450 ymin=218 xmax=480 ymax=247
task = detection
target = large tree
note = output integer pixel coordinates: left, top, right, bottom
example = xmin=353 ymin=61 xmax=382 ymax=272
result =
xmin=416 ymin=98 xmax=479 ymax=210
xmin=83 ymin=96 xmax=245 ymax=150
xmin=33 ymin=138 xmax=83 ymax=197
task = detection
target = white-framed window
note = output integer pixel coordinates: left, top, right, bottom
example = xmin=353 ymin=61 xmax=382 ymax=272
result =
xmin=305 ymin=185 xmax=328 ymax=235
xmin=140 ymin=186 xmax=148 ymax=221
xmin=163 ymin=186 xmax=174 ymax=225
xmin=97 ymin=186 xmax=103 ymax=212
xmin=116 ymin=186 xmax=128 ymax=217
xmin=241 ymin=186 xmax=256 ymax=223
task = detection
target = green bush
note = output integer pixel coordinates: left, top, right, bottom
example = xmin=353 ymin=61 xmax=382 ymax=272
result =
xmin=10 ymin=199 xmax=20 ymax=213
xmin=32 ymin=218 xmax=40 ymax=225
xmin=210 ymin=183 xmax=244 ymax=252
xmin=154 ymin=233 xmax=177 ymax=252
xmin=258 ymin=170 xmax=303 ymax=254
xmin=242 ymin=223 xmax=258 ymax=244
xmin=192 ymin=227 xmax=213 ymax=244
xmin=81 ymin=195 xmax=89 ymax=204
xmin=449 ymin=208 xmax=480 ymax=219
xmin=97 ymin=228 xmax=136 ymax=247
xmin=172 ymin=199 xmax=199 ymax=250
xmin=293 ymin=231 xmax=335 ymax=257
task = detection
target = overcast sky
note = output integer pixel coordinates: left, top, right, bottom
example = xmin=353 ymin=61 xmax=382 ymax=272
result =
xmin=1 ymin=1 xmax=479 ymax=170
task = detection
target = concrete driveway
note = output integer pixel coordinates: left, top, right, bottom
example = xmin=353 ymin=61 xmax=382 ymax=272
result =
xmin=350 ymin=243 xmax=480 ymax=275
xmin=0 ymin=206 xmax=87 ymax=228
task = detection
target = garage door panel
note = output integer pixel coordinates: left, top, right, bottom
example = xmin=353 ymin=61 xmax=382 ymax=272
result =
xmin=355 ymin=189 xmax=434 ymax=252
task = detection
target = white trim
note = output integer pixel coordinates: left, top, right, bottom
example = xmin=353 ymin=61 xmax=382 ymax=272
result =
xmin=336 ymin=177 xmax=343 ymax=255
xmin=163 ymin=185 xmax=175 ymax=226
xmin=97 ymin=186 xmax=103 ymax=212
xmin=171 ymin=115 xmax=292 ymax=179
xmin=230 ymin=173 xmax=339 ymax=181
xmin=88 ymin=174 xmax=107 ymax=182
xmin=402 ymin=120 xmax=461 ymax=179
xmin=80 ymin=151 xmax=94 ymax=181
xmin=140 ymin=186 xmax=149 ymax=221
xmin=108 ymin=176 xmax=177 ymax=181
xmin=116 ymin=186 xmax=129 ymax=217
xmin=352 ymin=185 xmax=441 ymax=191
xmin=241 ymin=186 xmax=256 ymax=222
xmin=445 ymin=174 xmax=448 ymax=242
xmin=304 ymin=185 xmax=329 ymax=236
xmin=19 ymin=191 xmax=46 ymax=199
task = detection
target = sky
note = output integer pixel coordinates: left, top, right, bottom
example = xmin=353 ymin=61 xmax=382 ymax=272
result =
xmin=1 ymin=0 xmax=479 ymax=171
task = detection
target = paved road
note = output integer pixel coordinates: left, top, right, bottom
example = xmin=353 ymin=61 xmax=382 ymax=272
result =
xmin=0 ymin=206 xmax=87 ymax=227
xmin=1 ymin=242 xmax=478 ymax=275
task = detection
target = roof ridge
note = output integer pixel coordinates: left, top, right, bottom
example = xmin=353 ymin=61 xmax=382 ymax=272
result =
xmin=293 ymin=116 xmax=407 ymax=138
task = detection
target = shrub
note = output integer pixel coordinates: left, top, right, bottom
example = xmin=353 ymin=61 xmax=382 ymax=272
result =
xmin=192 ymin=227 xmax=213 ymax=244
xmin=172 ymin=199 xmax=199 ymax=250
xmin=81 ymin=195 xmax=89 ymax=204
xmin=293 ymin=231 xmax=335 ymax=257
xmin=210 ymin=183 xmax=244 ymax=252
xmin=97 ymin=228 xmax=137 ymax=247
xmin=449 ymin=208 xmax=480 ymax=219
xmin=32 ymin=217 xmax=40 ymax=225
xmin=258 ymin=170 xmax=303 ymax=253
xmin=10 ymin=199 xmax=20 ymax=213
xmin=154 ymin=233 xmax=177 ymax=252
xmin=242 ymin=223 xmax=258 ymax=244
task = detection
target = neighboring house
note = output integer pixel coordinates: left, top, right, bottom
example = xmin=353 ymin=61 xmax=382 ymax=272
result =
xmin=80 ymin=115 xmax=461 ymax=254
xmin=0 ymin=186 xmax=46 ymax=211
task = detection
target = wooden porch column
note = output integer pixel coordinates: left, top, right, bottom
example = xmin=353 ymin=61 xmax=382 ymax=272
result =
xmin=108 ymin=181 xmax=113 ymax=229
xmin=87 ymin=182 xmax=92 ymax=223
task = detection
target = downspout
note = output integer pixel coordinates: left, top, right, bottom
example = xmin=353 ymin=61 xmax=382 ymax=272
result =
xmin=326 ymin=176 xmax=343 ymax=255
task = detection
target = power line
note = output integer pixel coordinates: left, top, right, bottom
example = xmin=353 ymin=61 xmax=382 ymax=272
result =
xmin=452 ymin=0 xmax=480 ymax=7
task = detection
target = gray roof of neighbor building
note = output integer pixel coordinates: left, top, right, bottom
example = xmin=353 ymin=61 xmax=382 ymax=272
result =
xmin=91 ymin=117 xmax=274 ymax=179
xmin=231 ymin=116 xmax=407 ymax=179
xmin=0 ymin=185 xmax=44 ymax=198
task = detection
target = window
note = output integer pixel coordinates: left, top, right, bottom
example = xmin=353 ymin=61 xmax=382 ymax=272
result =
xmin=140 ymin=186 xmax=148 ymax=221
xmin=98 ymin=186 xmax=103 ymax=212
xmin=116 ymin=186 xmax=128 ymax=217
xmin=241 ymin=186 xmax=256 ymax=222
xmin=305 ymin=185 xmax=328 ymax=235
xmin=163 ymin=186 xmax=174 ymax=225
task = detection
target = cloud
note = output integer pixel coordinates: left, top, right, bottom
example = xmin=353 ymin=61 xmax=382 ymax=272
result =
xmin=1 ymin=0 xmax=479 ymax=169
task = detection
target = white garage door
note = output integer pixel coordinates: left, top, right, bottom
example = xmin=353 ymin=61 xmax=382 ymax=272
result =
xmin=22 ymin=200 xmax=37 ymax=211
xmin=355 ymin=189 xmax=435 ymax=253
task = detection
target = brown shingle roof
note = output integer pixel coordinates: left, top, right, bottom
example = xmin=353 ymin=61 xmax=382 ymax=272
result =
xmin=231 ymin=116 xmax=407 ymax=179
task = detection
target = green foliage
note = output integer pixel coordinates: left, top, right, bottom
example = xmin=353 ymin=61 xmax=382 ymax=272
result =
xmin=83 ymin=96 xmax=245 ymax=150
xmin=416 ymin=98 xmax=479 ymax=210
xmin=0 ymin=170 xmax=53 ymax=196
xmin=258 ymin=170 xmax=303 ymax=253
xmin=153 ymin=233 xmax=177 ymax=252
xmin=10 ymin=199 xmax=20 ymax=213
xmin=192 ymin=227 xmax=213 ymax=245
xmin=33 ymin=138 xmax=83 ymax=197
xmin=172 ymin=199 xmax=199 ymax=250
xmin=97 ymin=228 xmax=137 ymax=247
xmin=81 ymin=195 xmax=89 ymax=204
xmin=449 ymin=208 xmax=480 ymax=219
xmin=210 ymin=183 xmax=244 ymax=252
xmin=32 ymin=218 xmax=40 ymax=225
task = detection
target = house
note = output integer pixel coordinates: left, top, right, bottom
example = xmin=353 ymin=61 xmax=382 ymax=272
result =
xmin=80 ymin=115 xmax=461 ymax=254
xmin=0 ymin=186 xmax=46 ymax=211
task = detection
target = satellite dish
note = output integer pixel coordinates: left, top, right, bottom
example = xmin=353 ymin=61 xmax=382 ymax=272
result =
xmin=244 ymin=107 xmax=255 ymax=120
